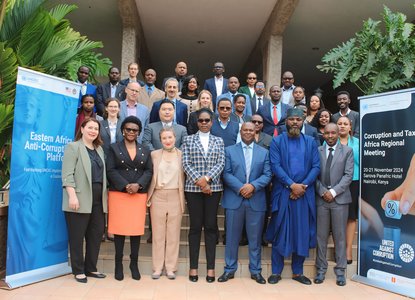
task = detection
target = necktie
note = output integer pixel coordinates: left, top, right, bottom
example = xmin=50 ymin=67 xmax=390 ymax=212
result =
xmin=81 ymin=84 xmax=87 ymax=96
xmin=324 ymin=147 xmax=334 ymax=187
xmin=258 ymin=97 xmax=262 ymax=107
xmin=147 ymin=86 xmax=152 ymax=96
xmin=244 ymin=145 xmax=252 ymax=183
xmin=273 ymin=105 xmax=278 ymax=137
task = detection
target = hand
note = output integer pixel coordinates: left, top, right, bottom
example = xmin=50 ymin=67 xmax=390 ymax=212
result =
xmin=239 ymin=183 xmax=255 ymax=199
xmin=202 ymin=184 xmax=212 ymax=195
xmin=68 ymin=195 xmax=80 ymax=210
xmin=290 ymin=183 xmax=306 ymax=199
xmin=322 ymin=191 xmax=334 ymax=202
xmin=381 ymin=154 xmax=415 ymax=215
xmin=196 ymin=176 xmax=209 ymax=189
xmin=126 ymin=183 xmax=140 ymax=194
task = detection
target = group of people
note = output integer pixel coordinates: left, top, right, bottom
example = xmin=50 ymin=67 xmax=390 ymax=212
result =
xmin=61 ymin=61 xmax=360 ymax=287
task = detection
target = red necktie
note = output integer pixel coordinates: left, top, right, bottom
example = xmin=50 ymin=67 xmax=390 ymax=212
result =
xmin=273 ymin=105 xmax=278 ymax=136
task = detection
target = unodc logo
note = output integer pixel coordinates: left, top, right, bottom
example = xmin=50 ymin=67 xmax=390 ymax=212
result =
xmin=399 ymin=243 xmax=414 ymax=263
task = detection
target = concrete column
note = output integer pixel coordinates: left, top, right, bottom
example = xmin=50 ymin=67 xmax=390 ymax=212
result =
xmin=262 ymin=35 xmax=283 ymax=88
xmin=120 ymin=26 xmax=137 ymax=79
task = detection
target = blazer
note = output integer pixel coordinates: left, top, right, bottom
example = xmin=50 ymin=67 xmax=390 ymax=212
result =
xmin=62 ymin=140 xmax=108 ymax=213
xmin=230 ymin=112 xmax=251 ymax=123
xmin=316 ymin=143 xmax=354 ymax=205
xmin=142 ymin=122 xmax=188 ymax=151
xmin=96 ymin=82 xmax=126 ymax=116
xmin=182 ymin=132 xmax=225 ymax=192
xmin=256 ymin=100 xmax=290 ymax=136
xmin=147 ymin=149 xmax=185 ymax=213
xmin=238 ymin=85 xmax=254 ymax=98
xmin=332 ymin=110 xmax=360 ymax=138
xmin=99 ymin=118 xmax=123 ymax=157
xmin=119 ymin=100 xmax=150 ymax=143
xmin=149 ymin=98 xmax=188 ymax=127
xmin=138 ymin=86 xmax=165 ymax=109
xmin=255 ymin=132 xmax=273 ymax=150
xmin=222 ymin=143 xmax=272 ymax=212
xmin=77 ymin=83 xmax=97 ymax=107
xmin=106 ymin=141 xmax=153 ymax=193
xmin=250 ymin=95 xmax=270 ymax=114
xmin=203 ymin=77 xmax=229 ymax=108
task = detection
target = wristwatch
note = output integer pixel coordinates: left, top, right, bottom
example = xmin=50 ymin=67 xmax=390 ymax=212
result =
xmin=204 ymin=176 xmax=211 ymax=183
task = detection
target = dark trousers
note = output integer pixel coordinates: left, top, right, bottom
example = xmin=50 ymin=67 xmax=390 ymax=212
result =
xmin=186 ymin=191 xmax=221 ymax=270
xmin=114 ymin=235 xmax=141 ymax=261
xmin=65 ymin=183 xmax=105 ymax=275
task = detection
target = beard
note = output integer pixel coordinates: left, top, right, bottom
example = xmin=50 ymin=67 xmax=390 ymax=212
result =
xmin=287 ymin=125 xmax=301 ymax=137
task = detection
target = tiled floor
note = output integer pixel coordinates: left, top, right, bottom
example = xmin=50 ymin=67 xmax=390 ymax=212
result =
xmin=0 ymin=273 xmax=409 ymax=300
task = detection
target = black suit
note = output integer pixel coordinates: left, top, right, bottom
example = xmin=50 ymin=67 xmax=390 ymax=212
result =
xmin=250 ymin=95 xmax=270 ymax=114
xmin=96 ymin=82 xmax=126 ymax=116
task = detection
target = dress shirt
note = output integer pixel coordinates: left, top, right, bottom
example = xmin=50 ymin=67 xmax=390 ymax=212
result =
xmin=339 ymin=108 xmax=351 ymax=117
xmin=110 ymin=83 xmax=118 ymax=98
xmin=281 ymin=85 xmax=295 ymax=105
xmin=146 ymin=84 xmax=154 ymax=96
xmin=256 ymin=94 xmax=264 ymax=108
xmin=108 ymin=119 xmax=117 ymax=144
xmin=269 ymin=102 xmax=282 ymax=122
xmin=215 ymin=76 xmax=224 ymax=100
xmin=325 ymin=143 xmax=338 ymax=198
xmin=162 ymin=121 xmax=173 ymax=127
xmin=126 ymin=101 xmax=137 ymax=116
xmin=199 ymin=131 xmax=210 ymax=155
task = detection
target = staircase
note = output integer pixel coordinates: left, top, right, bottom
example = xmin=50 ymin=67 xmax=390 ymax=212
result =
xmin=97 ymin=206 xmax=358 ymax=279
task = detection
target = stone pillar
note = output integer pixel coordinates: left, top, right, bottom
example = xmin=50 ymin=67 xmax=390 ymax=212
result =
xmin=120 ymin=26 xmax=137 ymax=79
xmin=262 ymin=35 xmax=283 ymax=88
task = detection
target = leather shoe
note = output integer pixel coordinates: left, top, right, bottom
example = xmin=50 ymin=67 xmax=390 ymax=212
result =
xmin=85 ymin=272 xmax=106 ymax=279
xmin=189 ymin=275 xmax=198 ymax=282
xmin=313 ymin=273 xmax=325 ymax=284
xmin=292 ymin=274 xmax=312 ymax=285
xmin=74 ymin=274 xmax=87 ymax=283
xmin=251 ymin=273 xmax=266 ymax=284
xmin=267 ymin=274 xmax=281 ymax=284
xmin=206 ymin=275 xmax=215 ymax=283
xmin=336 ymin=275 xmax=346 ymax=286
xmin=217 ymin=272 xmax=234 ymax=282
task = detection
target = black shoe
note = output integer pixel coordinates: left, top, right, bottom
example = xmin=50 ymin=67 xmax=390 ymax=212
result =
xmin=206 ymin=275 xmax=215 ymax=283
xmin=292 ymin=275 xmax=312 ymax=285
xmin=129 ymin=261 xmax=141 ymax=280
xmin=347 ymin=259 xmax=353 ymax=265
xmin=85 ymin=272 xmax=106 ymax=278
xmin=336 ymin=275 xmax=346 ymax=286
xmin=217 ymin=272 xmax=235 ymax=282
xmin=74 ymin=274 xmax=87 ymax=283
xmin=114 ymin=262 xmax=124 ymax=281
xmin=251 ymin=273 xmax=266 ymax=284
xmin=313 ymin=273 xmax=325 ymax=284
xmin=267 ymin=274 xmax=281 ymax=284
xmin=189 ymin=275 xmax=198 ymax=282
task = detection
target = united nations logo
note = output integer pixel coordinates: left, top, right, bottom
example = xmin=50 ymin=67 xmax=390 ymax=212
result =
xmin=399 ymin=243 xmax=414 ymax=263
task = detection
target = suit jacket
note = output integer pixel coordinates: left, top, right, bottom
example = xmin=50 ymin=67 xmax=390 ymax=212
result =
xmin=203 ymin=77 xmax=229 ymax=108
xmin=142 ymin=122 xmax=187 ymax=151
xmin=316 ymin=143 xmax=354 ymax=205
xmin=96 ymin=82 xmax=126 ymax=116
xmin=255 ymin=132 xmax=273 ymax=150
xmin=62 ymin=140 xmax=108 ymax=213
xmin=147 ymin=149 xmax=185 ymax=213
xmin=230 ymin=112 xmax=251 ymax=123
xmin=238 ymin=85 xmax=254 ymax=98
xmin=332 ymin=110 xmax=360 ymax=138
xmin=256 ymin=100 xmax=290 ymax=136
xmin=222 ymin=143 xmax=272 ymax=211
xmin=78 ymin=82 xmax=97 ymax=107
xmin=106 ymin=141 xmax=153 ymax=193
xmin=99 ymin=118 xmax=123 ymax=157
xmin=182 ymin=133 xmax=225 ymax=192
xmin=149 ymin=98 xmax=188 ymax=127
xmin=278 ymin=123 xmax=320 ymax=145
xmin=138 ymin=86 xmax=165 ymax=109
xmin=250 ymin=95 xmax=270 ymax=114
xmin=119 ymin=100 xmax=150 ymax=143
xmin=217 ymin=92 xmax=252 ymax=116
xmin=119 ymin=78 xmax=144 ymax=87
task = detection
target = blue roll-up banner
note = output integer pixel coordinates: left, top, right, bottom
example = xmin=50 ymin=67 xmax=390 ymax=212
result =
xmin=6 ymin=67 xmax=80 ymax=288
xmin=354 ymin=88 xmax=415 ymax=298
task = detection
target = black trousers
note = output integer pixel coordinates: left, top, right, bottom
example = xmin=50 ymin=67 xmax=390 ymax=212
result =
xmin=186 ymin=191 xmax=221 ymax=270
xmin=114 ymin=235 xmax=141 ymax=261
xmin=65 ymin=183 xmax=105 ymax=275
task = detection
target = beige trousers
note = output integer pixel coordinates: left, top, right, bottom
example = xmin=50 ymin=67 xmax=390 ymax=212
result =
xmin=150 ymin=189 xmax=182 ymax=273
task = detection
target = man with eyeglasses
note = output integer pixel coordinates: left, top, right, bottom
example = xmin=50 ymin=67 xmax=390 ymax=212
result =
xmin=217 ymin=77 xmax=252 ymax=117
xmin=203 ymin=62 xmax=229 ymax=108
xmin=250 ymin=81 xmax=269 ymax=114
xmin=119 ymin=82 xmax=149 ymax=143
xmin=280 ymin=71 xmax=296 ymax=106
xmin=239 ymin=72 xmax=257 ymax=99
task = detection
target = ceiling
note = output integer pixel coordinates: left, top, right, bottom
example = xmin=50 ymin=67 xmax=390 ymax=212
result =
xmin=57 ymin=0 xmax=415 ymax=103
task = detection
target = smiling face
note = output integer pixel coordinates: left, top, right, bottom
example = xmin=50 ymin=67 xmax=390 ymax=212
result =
xmin=81 ymin=119 xmax=99 ymax=143
xmin=165 ymin=80 xmax=179 ymax=99
xmin=160 ymin=130 xmax=176 ymax=149
xmin=337 ymin=116 xmax=351 ymax=138
xmin=234 ymin=96 xmax=246 ymax=113
xmin=337 ymin=93 xmax=351 ymax=110
xmin=123 ymin=122 xmax=140 ymax=142
xmin=199 ymin=91 xmax=212 ymax=108
xmin=240 ymin=122 xmax=255 ymax=145
xmin=187 ymin=77 xmax=198 ymax=92
xmin=319 ymin=110 xmax=331 ymax=127
xmin=126 ymin=82 xmax=141 ymax=102
xmin=324 ymin=123 xmax=339 ymax=147
xmin=105 ymin=100 xmax=120 ymax=118
xmin=159 ymin=102 xmax=175 ymax=123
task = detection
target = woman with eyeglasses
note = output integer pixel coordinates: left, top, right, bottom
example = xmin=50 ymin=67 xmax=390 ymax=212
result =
xmin=187 ymin=90 xmax=214 ymax=135
xmin=182 ymin=108 xmax=225 ymax=283
xmin=106 ymin=116 xmax=153 ymax=281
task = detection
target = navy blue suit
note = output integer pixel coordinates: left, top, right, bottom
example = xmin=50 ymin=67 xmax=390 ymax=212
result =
xmin=256 ymin=100 xmax=290 ymax=136
xmin=222 ymin=143 xmax=272 ymax=274
xmin=149 ymin=98 xmax=188 ymax=127
xmin=203 ymin=77 xmax=229 ymax=109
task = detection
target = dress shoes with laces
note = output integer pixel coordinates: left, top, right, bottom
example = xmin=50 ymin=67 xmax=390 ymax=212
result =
xmin=251 ymin=273 xmax=266 ymax=284
xmin=292 ymin=274 xmax=312 ymax=285
xmin=217 ymin=272 xmax=234 ymax=282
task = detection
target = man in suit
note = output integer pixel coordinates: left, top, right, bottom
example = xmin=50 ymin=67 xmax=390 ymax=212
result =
xmin=314 ymin=123 xmax=353 ymax=287
xmin=218 ymin=122 xmax=272 ymax=284
xmin=250 ymin=80 xmax=269 ymax=114
xmin=331 ymin=91 xmax=360 ymax=138
xmin=280 ymin=71 xmax=295 ymax=105
xmin=120 ymin=62 xmax=144 ymax=87
xmin=119 ymin=82 xmax=149 ymax=143
xmin=238 ymin=72 xmax=257 ymax=99
xmin=162 ymin=61 xmax=187 ymax=92
xmin=203 ymin=62 xmax=228 ymax=108
xmin=96 ymin=67 xmax=126 ymax=116
xmin=77 ymin=66 xmax=97 ymax=108
xmin=143 ymin=99 xmax=187 ymax=150
xmin=257 ymin=85 xmax=290 ymax=137
xmin=150 ymin=78 xmax=188 ymax=127
xmin=139 ymin=68 xmax=165 ymax=109
xmin=217 ymin=76 xmax=252 ymax=116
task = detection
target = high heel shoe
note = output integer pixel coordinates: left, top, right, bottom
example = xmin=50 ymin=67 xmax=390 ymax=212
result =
xmin=189 ymin=269 xmax=198 ymax=282
xmin=206 ymin=275 xmax=215 ymax=283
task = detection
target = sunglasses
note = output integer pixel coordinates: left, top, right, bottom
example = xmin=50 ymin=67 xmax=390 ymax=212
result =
xmin=251 ymin=120 xmax=263 ymax=124
xmin=198 ymin=118 xmax=211 ymax=123
xmin=248 ymin=77 xmax=257 ymax=80
xmin=218 ymin=106 xmax=231 ymax=111
xmin=124 ymin=128 xmax=139 ymax=133
xmin=282 ymin=77 xmax=294 ymax=80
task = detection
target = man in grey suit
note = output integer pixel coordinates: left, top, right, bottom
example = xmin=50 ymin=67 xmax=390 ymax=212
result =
xmin=331 ymin=91 xmax=360 ymax=138
xmin=314 ymin=123 xmax=354 ymax=287
xmin=96 ymin=67 xmax=126 ymax=116
xmin=142 ymin=99 xmax=187 ymax=151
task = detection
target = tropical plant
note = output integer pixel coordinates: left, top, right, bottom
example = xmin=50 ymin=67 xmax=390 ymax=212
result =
xmin=0 ymin=0 xmax=112 ymax=185
xmin=317 ymin=5 xmax=415 ymax=95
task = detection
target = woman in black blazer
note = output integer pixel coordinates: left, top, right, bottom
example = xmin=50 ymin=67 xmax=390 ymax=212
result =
xmin=106 ymin=116 xmax=153 ymax=281
xmin=99 ymin=98 xmax=123 ymax=157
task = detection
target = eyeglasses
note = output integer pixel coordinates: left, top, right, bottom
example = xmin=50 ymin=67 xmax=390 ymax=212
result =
xmin=218 ymin=106 xmax=231 ymax=111
xmin=214 ymin=66 xmax=224 ymax=69
xmin=198 ymin=118 xmax=211 ymax=123
xmin=127 ymin=87 xmax=140 ymax=93
xmin=248 ymin=77 xmax=257 ymax=80
xmin=124 ymin=128 xmax=139 ymax=133
xmin=282 ymin=77 xmax=294 ymax=80
xmin=251 ymin=120 xmax=263 ymax=124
